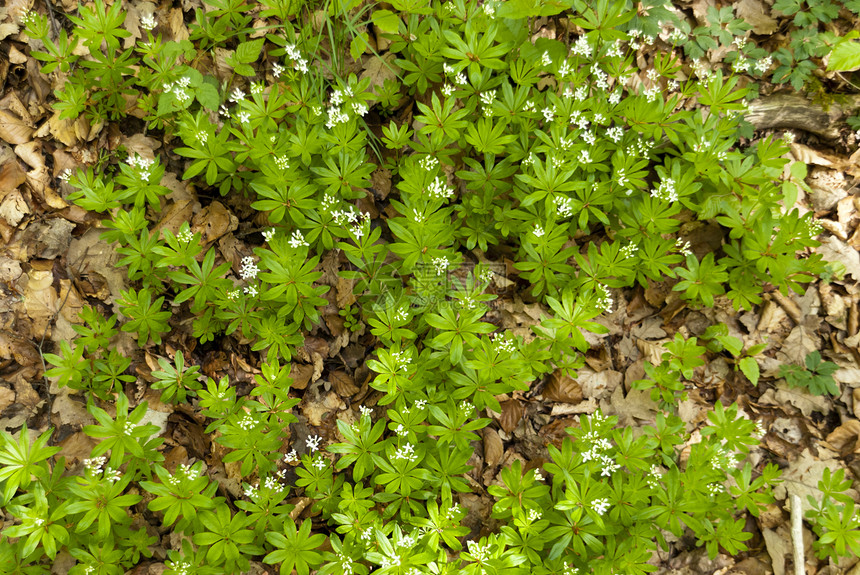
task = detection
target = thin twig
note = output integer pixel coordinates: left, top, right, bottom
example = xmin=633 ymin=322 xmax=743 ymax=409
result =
xmin=790 ymin=494 xmax=805 ymax=575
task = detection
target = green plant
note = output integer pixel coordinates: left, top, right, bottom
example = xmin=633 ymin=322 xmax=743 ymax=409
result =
xmin=5 ymin=0 xmax=843 ymax=572
xmin=778 ymin=350 xmax=840 ymax=396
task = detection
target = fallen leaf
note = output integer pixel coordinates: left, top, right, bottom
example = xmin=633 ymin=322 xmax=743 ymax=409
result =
xmin=498 ymin=400 xmax=523 ymax=434
xmin=816 ymin=236 xmax=860 ymax=280
xmin=482 ymin=427 xmax=503 ymax=467
xmin=0 ymin=109 xmax=33 ymax=144
xmin=735 ymin=0 xmax=778 ymax=35
xmin=0 ymin=189 xmax=29 ymax=226
xmin=543 ymin=369 xmax=582 ymax=403
xmin=330 ymin=371 xmax=359 ymax=397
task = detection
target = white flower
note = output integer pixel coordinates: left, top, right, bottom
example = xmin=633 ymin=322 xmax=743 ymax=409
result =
xmin=533 ymin=470 xmax=544 ymax=481
xmin=432 ymin=257 xmax=450 ymax=275
xmin=273 ymin=62 xmax=285 ymax=78
xmin=312 ymin=457 xmax=327 ymax=470
xmin=455 ymin=72 xmax=468 ymax=85
xmin=533 ymin=224 xmax=544 ymax=238
xmin=443 ymin=63 xmax=455 ymax=75
xmin=591 ymin=498 xmax=610 ymax=515
xmin=572 ymin=36 xmax=592 ymax=58
xmin=676 ymin=238 xmax=692 ymax=256
xmin=289 ymin=230 xmax=309 ymax=248
xmin=428 ymin=176 xmax=454 ymax=199
xmin=244 ymin=285 xmax=258 ymax=297
xmin=393 ymin=442 xmax=417 ymax=462
xmin=608 ymin=90 xmax=622 ymax=105
xmin=284 ymin=450 xmax=299 ymax=463
xmin=784 ymin=131 xmax=795 ymax=143
xmin=229 ymin=88 xmax=245 ymax=103
xmin=352 ymin=102 xmax=368 ymax=116
xmin=607 ymin=126 xmax=623 ymax=143
xmin=105 ymin=467 xmax=122 ymax=483
xmin=59 ymin=168 xmax=73 ymax=182
xmin=140 ymin=13 xmax=157 ymax=30
xmin=239 ymin=256 xmax=258 ymax=280
xmin=542 ymin=106 xmax=556 ymax=123
xmin=236 ymin=111 xmax=250 ymax=124
xmin=359 ymin=405 xmax=372 ymax=418
xmin=441 ymin=84 xmax=455 ymax=97
xmin=755 ymin=56 xmax=773 ymax=74
xmin=306 ymin=434 xmax=322 ymax=453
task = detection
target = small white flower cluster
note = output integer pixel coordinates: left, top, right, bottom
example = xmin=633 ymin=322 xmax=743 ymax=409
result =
xmin=441 ymin=83 xmax=455 ymax=97
xmin=651 ymin=177 xmax=678 ymax=202
xmin=289 ymin=230 xmax=309 ymax=248
xmin=105 ymin=467 xmax=122 ymax=483
xmin=140 ymin=13 xmax=157 ymax=30
xmin=533 ymin=224 xmax=545 ymax=238
xmin=579 ymin=150 xmax=592 ymax=164
xmin=391 ymin=349 xmax=412 ymax=371
xmin=732 ymin=58 xmax=751 ymax=73
xmin=393 ymin=442 xmax=417 ymax=462
xmin=755 ymin=56 xmax=773 ymax=75
xmin=59 ymin=168 xmax=73 ymax=182
xmin=606 ymin=39 xmax=624 ymax=58
xmin=230 ymin=87 xmax=245 ymax=103
xmin=179 ymin=464 xmax=199 ymax=481
xmin=479 ymin=267 xmax=494 ymax=283
xmin=239 ymin=256 xmax=259 ymax=280
xmin=572 ymin=36 xmax=592 ymax=58
xmin=394 ymin=306 xmax=409 ymax=322
xmin=167 ymin=561 xmax=191 ymax=575
xmin=284 ymin=43 xmax=308 ymax=74
xmin=272 ymin=62 xmax=285 ymax=78
xmin=461 ymin=402 xmax=474 ymax=415
xmin=491 ymin=332 xmax=516 ymax=354
xmin=556 ymin=196 xmax=574 ymax=219
xmin=523 ymin=100 xmax=536 ymax=113
xmin=237 ymin=414 xmax=257 ymax=431
xmin=127 ymin=154 xmax=155 ymax=181
xmin=235 ymin=111 xmax=250 ymax=124
xmin=467 ymin=540 xmax=490 ymax=561
xmin=479 ymin=89 xmax=495 ymax=116
xmin=381 ymin=555 xmax=402 ymax=569
xmin=284 ymin=450 xmax=299 ymax=463
xmin=306 ymin=434 xmax=322 ymax=453
xmin=754 ymin=421 xmax=766 ymax=438
xmin=244 ymin=483 xmax=258 ymax=499
xmin=428 ymin=176 xmax=454 ymax=200
xmin=710 ymin=443 xmax=741 ymax=471
xmin=123 ymin=420 xmax=136 ymax=436
xmin=691 ymin=59 xmax=714 ymax=86
xmin=227 ymin=289 xmax=241 ymax=301
xmin=591 ymin=497 xmax=610 ymax=515
xmin=595 ymin=284 xmax=613 ymax=314
xmin=620 ymin=243 xmax=638 ymax=259
xmin=607 ymin=125 xmax=624 ymax=143
xmin=84 ymin=456 xmax=107 ymax=474
xmin=542 ymin=105 xmax=556 ymax=123
xmin=482 ymin=0 xmax=495 ymax=18
xmin=445 ymin=503 xmax=462 ymax=521
xmin=338 ymin=552 xmax=354 ymax=574
xmin=592 ymin=64 xmax=609 ymax=90
xmin=676 ymin=238 xmax=692 ymax=257
xmin=262 ymin=228 xmax=276 ymax=243
xmin=783 ymin=131 xmax=795 ymax=144
xmin=419 ymin=155 xmax=439 ymax=171
xmin=608 ymin=89 xmax=622 ymax=105
xmin=707 ymin=483 xmax=724 ymax=495
xmin=668 ymin=28 xmax=687 ymax=44
xmin=312 ymin=456 xmax=327 ymax=470
xmin=432 ymin=256 xmax=450 ymax=275
xmin=164 ymin=76 xmax=192 ymax=105
xmin=646 ymin=464 xmax=662 ymax=488
xmin=644 ymin=85 xmax=661 ymax=103
xmin=527 ymin=509 xmax=542 ymax=521
xmin=244 ymin=285 xmax=258 ymax=297
xmin=274 ymin=156 xmax=290 ymax=170
xmin=395 ymin=424 xmax=408 ymax=437
xmin=401 ymin=399 xmax=427 ymax=414
xmin=533 ymin=470 xmax=544 ymax=482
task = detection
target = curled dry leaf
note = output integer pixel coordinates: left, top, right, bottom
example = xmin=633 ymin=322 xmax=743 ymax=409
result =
xmin=482 ymin=427 xmax=504 ymax=467
xmin=498 ymin=400 xmax=524 ymax=434
xmin=543 ymin=369 xmax=583 ymax=403
xmin=330 ymin=370 xmax=359 ymax=397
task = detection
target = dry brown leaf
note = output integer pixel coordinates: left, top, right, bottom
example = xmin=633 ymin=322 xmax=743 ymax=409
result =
xmin=498 ymin=400 xmax=523 ymax=434
xmin=0 ymin=386 xmax=15 ymax=412
xmin=817 ymin=236 xmax=860 ymax=280
xmin=0 ymin=159 xmax=26 ymax=199
xmin=330 ymin=371 xmax=359 ymax=397
xmin=360 ymin=53 xmax=400 ymax=104
xmin=824 ymin=420 xmax=860 ymax=455
xmin=776 ymin=324 xmax=821 ymax=366
xmin=735 ymin=0 xmax=778 ymax=34
xmin=0 ymin=109 xmax=33 ymax=145
xmin=14 ymin=140 xmax=43 ymax=170
xmin=543 ymin=369 xmax=583 ymax=403
xmin=192 ymin=201 xmax=237 ymax=246
xmin=482 ymin=427 xmax=503 ymax=467
xmin=23 ymin=269 xmax=57 ymax=337
xmin=290 ymin=363 xmax=314 ymax=390
xmin=0 ymin=189 xmax=28 ymax=226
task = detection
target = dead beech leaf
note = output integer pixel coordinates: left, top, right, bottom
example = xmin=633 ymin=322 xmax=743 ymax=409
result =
xmin=543 ymin=369 xmax=583 ymax=403
xmin=482 ymin=427 xmax=503 ymax=467
xmin=498 ymin=400 xmax=524 ymax=434
xmin=192 ymin=201 xmax=237 ymax=246
xmin=0 ymin=159 xmax=26 ymax=198
xmin=0 ymin=189 xmax=28 ymax=226
xmin=816 ymin=236 xmax=860 ymax=280
xmin=330 ymin=371 xmax=359 ymax=397
xmin=290 ymin=363 xmax=313 ymax=390
xmin=735 ymin=0 xmax=778 ymax=34
xmin=0 ymin=109 xmax=33 ymax=145
xmin=824 ymin=420 xmax=860 ymax=455
xmin=23 ymin=269 xmax=57 ymax=337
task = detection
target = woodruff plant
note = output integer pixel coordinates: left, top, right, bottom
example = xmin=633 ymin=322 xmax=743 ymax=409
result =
xmin=4 ymin=0 xmax=841 ymax=572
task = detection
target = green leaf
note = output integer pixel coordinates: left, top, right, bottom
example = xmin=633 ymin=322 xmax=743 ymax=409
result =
xmin=371 ymin=9 xmax=400 ymax=33
xmin=235 ymin=38 xmax=265 ymax=64
xmin=739 ymin=357 xmax=760 ymax=386
xmin=195 ymin=82 xmax=221 ymax=110
xmin=828 ymin=32 xmax=860 ymax=71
